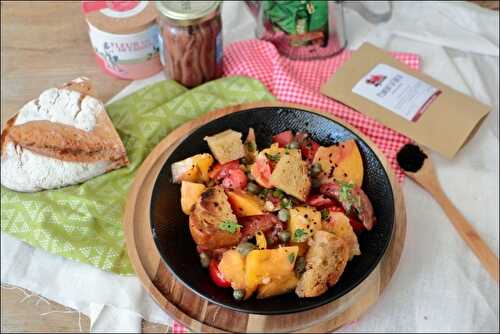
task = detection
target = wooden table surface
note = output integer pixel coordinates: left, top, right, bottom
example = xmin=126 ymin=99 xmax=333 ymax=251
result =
xmin=1 ymin=1 xmax=166 ymax=332
xmin=1 ymin=1 xmax=498 ymax=333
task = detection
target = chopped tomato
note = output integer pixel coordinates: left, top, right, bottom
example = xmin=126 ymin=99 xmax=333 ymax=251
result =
xmin=295 ymin=131 xmax=308 ymax=144
xmin=307 ymin=194 xmax=335 ymax=208
xmin=208 ymin=160 xmax=240 ymax=180
xmin=209 ymin=259 xmax=231 ymax=288
xmin=221 ymin=168 xmax=248 ymax=190
xmin=240 ymin=214 xmax=279 ymax=241
xmin=349 ymin=217 xmax=365 ymax=234
xmin=328 ymin=206 xmax=345 ymax=213
xmin=300 ymin=139 xmax=320 ymax=162
xmin=251 ymin=156 xmax=273 ymax=188
xmin=272 ymin=130 xmax=294 ymax=147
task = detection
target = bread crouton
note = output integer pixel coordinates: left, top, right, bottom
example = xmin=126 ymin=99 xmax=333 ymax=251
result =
xmin=204 ymin=129 xmax=245 ymax=164
xmin=322 ymin=212 xmax=361 ymax=260
xmin=295 ymin=231 xmax=349 ymax=298
xmin=269 ymin=149 xmax=311 ymax=201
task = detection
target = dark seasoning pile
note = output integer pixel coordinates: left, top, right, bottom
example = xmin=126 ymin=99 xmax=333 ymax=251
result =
xmin=396 ymin=143 xmax=428 ymax=172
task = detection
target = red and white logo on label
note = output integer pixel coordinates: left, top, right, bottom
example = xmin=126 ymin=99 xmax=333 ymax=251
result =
xmin=365 ymin=74 xmax=387 ymax=87
xmin=82 ymin=1 xmax=142 ymax=14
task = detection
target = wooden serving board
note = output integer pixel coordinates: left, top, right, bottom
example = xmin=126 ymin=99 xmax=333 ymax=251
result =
xmin=123 ymin=101 xmax=407 ymax=333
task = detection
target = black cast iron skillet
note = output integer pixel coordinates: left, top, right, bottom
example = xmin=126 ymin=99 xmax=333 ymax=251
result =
xmin=150 ymin=106 xmax=394 ymax=315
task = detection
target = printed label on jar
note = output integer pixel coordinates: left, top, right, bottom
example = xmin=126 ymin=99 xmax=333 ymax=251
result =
xmin=87 ymin=23 xmax=161 ymax=79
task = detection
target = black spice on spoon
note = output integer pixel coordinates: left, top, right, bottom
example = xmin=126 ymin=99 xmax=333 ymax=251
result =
xmin=396 ymin=143 xmax=428 ymax=172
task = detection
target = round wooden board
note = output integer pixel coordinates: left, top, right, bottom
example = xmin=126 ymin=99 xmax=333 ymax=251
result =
xmin=124 ymin=101 xmax=407 ymax=333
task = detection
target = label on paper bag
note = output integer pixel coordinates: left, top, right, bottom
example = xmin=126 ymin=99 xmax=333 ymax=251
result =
xmin=320 ymin=43 xmax=491 ymax=159
xmin=352 ymin=64 xmax=440 ymax=122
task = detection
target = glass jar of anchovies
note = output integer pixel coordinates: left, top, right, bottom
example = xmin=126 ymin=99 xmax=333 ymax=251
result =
xmin=155 ymin=1 xmax=223 ymax=88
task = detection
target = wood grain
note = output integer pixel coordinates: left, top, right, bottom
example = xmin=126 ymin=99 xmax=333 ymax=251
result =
xmin=123 ymin=101 xmax=407 ymax=333
xmin=1 ymin=2 xmax=138 ymax=333
xmin=0 ymin=1 xmax=129 ymax=127
xmin=404 ymin=154 xmax=499 ymax=282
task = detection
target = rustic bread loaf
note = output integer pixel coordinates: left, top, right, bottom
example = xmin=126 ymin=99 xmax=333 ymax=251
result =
xmin=0 ymin=77 xmax=128 ymax=192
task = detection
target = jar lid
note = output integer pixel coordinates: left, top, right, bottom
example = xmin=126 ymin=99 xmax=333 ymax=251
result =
xmin=155 ymin=1 xmax=221 ymax=26
xmin=82 ymin=1 xmax=157 ymax=34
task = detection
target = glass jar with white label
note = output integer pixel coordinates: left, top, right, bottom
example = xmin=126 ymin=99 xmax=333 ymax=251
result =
xmin=82 ymin=1 xmax=162 ymax=80
xmin=155 ymin=1 xmax=223 ymax=88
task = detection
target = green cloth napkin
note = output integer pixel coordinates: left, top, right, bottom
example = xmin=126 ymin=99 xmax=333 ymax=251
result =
xmin=1 ymin=76 xmax=275 ymax=275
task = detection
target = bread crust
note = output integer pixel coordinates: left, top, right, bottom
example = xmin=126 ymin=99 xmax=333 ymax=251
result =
xmin=295 ymin=231 xmax=349 ymax=297
xmin=0 ymin=77 xmax=128 ymax=192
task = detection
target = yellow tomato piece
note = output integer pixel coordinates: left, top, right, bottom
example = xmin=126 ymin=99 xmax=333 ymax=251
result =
xmin=226 ymin=190 xmax=264 ymax=217
xmin=218 ymin=249 xmax=246 ymax=290
xmin=180 ymin=181 xmax=206 ymax=215
xmin=313 ymin=140 xmax=363 ymax=187
xmin=256 ymin=272 xmax=298 ymax=299
xmin=171 ymin=153 xmax=213 ymax=183
xmin=255 ymin=231 xmax=267 ymax=250
xmin=244 ymin=246 xmax=298 ymax=299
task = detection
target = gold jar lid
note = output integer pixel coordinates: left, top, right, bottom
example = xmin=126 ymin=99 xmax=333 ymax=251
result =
xmin=155 ymin=1 xmax=221 ymax=26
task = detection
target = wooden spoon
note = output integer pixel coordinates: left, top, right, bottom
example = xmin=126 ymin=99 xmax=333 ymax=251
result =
xmin=397 ymin=144 xmax=499 ymax=282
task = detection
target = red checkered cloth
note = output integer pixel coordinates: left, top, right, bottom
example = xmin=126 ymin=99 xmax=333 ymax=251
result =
xmin=222 ymin=39 xmax=421 ymax=182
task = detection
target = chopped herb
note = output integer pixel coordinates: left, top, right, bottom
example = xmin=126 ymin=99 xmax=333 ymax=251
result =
xmin=281 ymin=197 xmax=293 ymax=209
xmin=339 ymin=182 xmax=354 ymax=203
xmin=321 ymin=209 xmax=330 ymax=220
xmin=259 ymin=188 xmax=270 ymax=199
xmin=288 ymin=252 xmax=296 ymax=264
xmin=273 ymin=189 xmax=285 ymax=199
xmin=218 ymin=220 xmax=242 ymax=234
xmin=294 ymin=228 xmax=306 ymax=240
xmin=265 ymin=152 xmax=281 ymax=161
xmin=246 ymin=141 xmax=257 ymax=152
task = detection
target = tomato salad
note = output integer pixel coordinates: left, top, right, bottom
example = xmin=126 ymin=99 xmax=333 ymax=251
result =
xmin=171 ymin=129 xmax=375 ymax=300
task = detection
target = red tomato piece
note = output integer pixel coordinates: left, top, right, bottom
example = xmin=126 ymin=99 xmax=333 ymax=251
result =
xmin=239 ymin=214 xmax=279 ymax=241
xmin=221 ymin=168 xmax=248 ymax=190
xmin=209 ymin=160 xmax=240 ymax=180
xmin=328 ymin=206 xmax=345 ymax=213
xmin=349 ymin=217 xmax=365 ymax=234
xmin=209 ymin=259 xmax=231 ymax=288
xmin=272 ymin=130 xmax=294 ymax=147
xmin=301 ymin=139 xmax=320 ymax=162
xmin=307 ymin=194 xmax=335 ymax=208
xmin=251 ymin=156 xmax=273 ymax=188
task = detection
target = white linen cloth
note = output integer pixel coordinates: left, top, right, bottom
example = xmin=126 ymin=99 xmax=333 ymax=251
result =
xmin=2 ymin=1 xmax=498 ymax=332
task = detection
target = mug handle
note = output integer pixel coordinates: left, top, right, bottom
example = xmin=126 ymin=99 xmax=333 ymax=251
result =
xmin=343 ymin=1 xmax=393 ymax=24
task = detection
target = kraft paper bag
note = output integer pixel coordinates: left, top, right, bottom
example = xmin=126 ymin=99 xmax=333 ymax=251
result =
xmin=321 ymin=43 xmax=490 ymax=159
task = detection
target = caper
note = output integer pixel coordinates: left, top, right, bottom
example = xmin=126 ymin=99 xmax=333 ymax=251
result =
xmin=233 ymin=289 xmax=245 ymax=301
xmin=311 ymin=178 xmax=321 ymax=188
xmin=310 ymin=163 xmax=322 ymax=177
xmin=273 ymin=189 xmax=284 ymax=199
xmin=294 ymin=256 xmax=306 ymax=274
xmin=278 ymin=230 xmax=291 ymax=243
xmin=199 ymin=252 xmax=210 ymax=268
xmin=236 ymin=242 xmax=257 ymax=256
xmin=286 ymin=140 xmax=299 ymax=149
xmin=281 ymin=197 xmax=292 ymax=209
xmin=277 ymin=209 xmax=289 ymax=222
xmin=247 ymin=182 xmax=260 ymax=194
